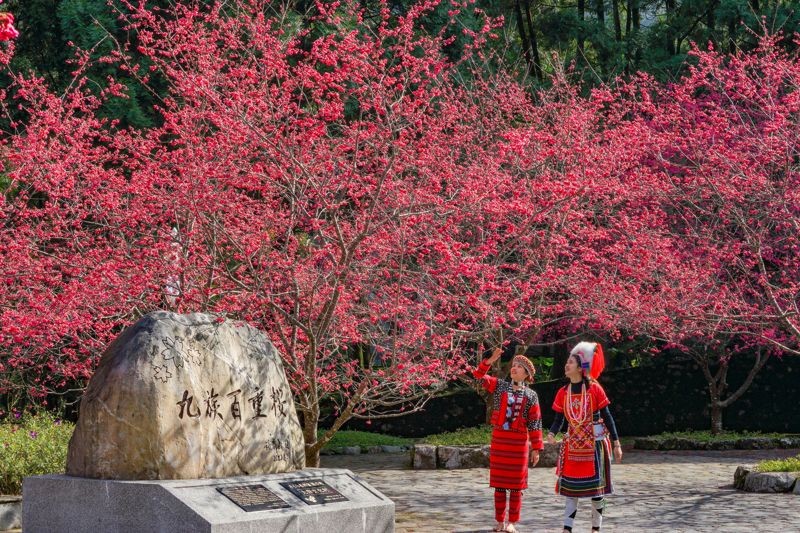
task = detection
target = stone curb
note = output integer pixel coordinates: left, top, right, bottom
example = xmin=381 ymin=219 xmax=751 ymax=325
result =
xmin=0 ymin=495 xmax=22 ymax=531
xmin=634 ymin=436 xmax=800 ymax=451
xmin=411 ymin=442 xmax=561 ymax=470
xmin=733 ymin=465 xmax=800 ymax=493
xmin=319 ymin=444 xmax=411 ymax=456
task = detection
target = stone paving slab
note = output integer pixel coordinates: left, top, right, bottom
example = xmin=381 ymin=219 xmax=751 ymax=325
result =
xmin=322 ymin=448 xmax=800 ymax=532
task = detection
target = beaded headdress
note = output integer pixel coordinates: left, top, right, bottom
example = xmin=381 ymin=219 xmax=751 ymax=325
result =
xmin=511 ymin=355 xmax=536 ymax=382
xmin=569 ymin=341 xmax=606 ymax=379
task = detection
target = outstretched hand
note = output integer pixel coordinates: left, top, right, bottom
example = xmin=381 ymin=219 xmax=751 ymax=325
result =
xmin=487 ymin=346 xmax=503 ymax=364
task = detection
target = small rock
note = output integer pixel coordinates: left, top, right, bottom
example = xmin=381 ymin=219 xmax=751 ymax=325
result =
xmin=367 ymin=446 xmax=382 ymax=454
xmin=633 ymin=438 xmax=660 ymax=450
xmin=707 ymin=440 xmax=736 ymax=451
xmin=438 ymin=445 xmax=489 ymax=469
xmin=380 ymin=445 xmax=404 ymax=453
xmin=536 ymin=442 xmax=560 ymax=468
xmin=778 ymin=437 xmax=800 ymax=449
xmin=659 ymin=438 xmax=695 ymax=450
xmin=733 ymin=465 xmax=752 ymax=490
xmin=742 ymin=472 xmax=796 ymax=493
xmin=412 ymin=444 xmax=437 ymax=469
xmin=735 ymin=438 xmax=771 ymax=450
xmin=341 ymin=446 xmax=361 ymax=455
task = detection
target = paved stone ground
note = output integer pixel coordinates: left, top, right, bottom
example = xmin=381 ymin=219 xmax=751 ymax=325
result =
xmin=322 ymin=448 xmax=800 ymax=532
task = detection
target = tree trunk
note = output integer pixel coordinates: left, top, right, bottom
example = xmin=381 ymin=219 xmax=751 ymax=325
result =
xmin=710 ymin=401 xmax=723 ymax=434
xmin=728 ymin=17 xmax=737 ymax=53
xmin=665 ymin=0 xmax=676 ymax=55
xmin=304 ymin=379 xmax=369 ymax=467
xmin=694 ymin=344 xmax=768 ymax=435
xmin=625 ymin=0 xmax=641 ymax=72
xmin=302 ymin=405 xmax=322 ymax=467
xmin=514 ymin=0 xmax=535 ymax=77
xmin=706 ymin=0 xmax=718 ymax=47
xmin=523 ymin=0 xmax=543 ymax=80
xmin=595 ymin=0 xmax=609 ymax=72
xmin=625 ymin=0 xmax=632 ymax=36
xmin=577 ymin=0 xmax=586 ymax=61
xmin=612 ymin=0 xmax=622 ymax=41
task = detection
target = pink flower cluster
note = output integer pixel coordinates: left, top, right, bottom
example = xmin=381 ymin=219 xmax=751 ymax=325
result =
xmin=0 ymin=12 xmax=18 ymax=41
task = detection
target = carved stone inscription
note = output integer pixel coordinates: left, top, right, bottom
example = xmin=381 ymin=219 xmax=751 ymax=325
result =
xmin=175 ymin=385 xmax=287 ymax=422
xmin=66 ymin=311 xmax=306 ymax=480
xmin=217 ymin=484 xmax=291 ymax=512
xmin=280 ymin=479 xmax=349 ymax=505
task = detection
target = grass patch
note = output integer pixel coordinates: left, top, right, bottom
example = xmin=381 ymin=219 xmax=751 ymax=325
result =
xmin=1 ymin=412 xmax=74 ymax=494
xmin=319 ymin=430 xmax=413 ymax=449
xmin=645 ymin=430 xmax=786 ymax=442
xmin=754 ymin=454 xmax=800 ymax=473
xmin=419 ymin=425 xmax=492 ymax=446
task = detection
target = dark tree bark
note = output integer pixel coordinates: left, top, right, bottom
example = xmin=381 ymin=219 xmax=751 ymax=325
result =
xmin=513 ymin=0 xmax=535 ymax=77
xmin=706 ymin=0 xmax=718 ymax=48
xmin=523 ymin=0 xmax=543 ymax=80
xmin=577 ymin=0 xmax=586 ymax=61
xmin=665 ymin=0 xmax=677 ymax=56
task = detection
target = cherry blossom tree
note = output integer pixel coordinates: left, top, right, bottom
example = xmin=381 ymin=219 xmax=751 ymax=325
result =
xmin=0 ymin=0 xmax=521 ymax=465
xmin=636 ymin=36 xmax=800 ymax=432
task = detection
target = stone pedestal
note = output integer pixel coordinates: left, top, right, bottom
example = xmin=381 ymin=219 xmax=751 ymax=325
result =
xmin=23 ymin=468 xmax=393 ymax=532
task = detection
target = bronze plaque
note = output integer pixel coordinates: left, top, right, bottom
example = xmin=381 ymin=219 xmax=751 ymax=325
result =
xmin=216 ymin=484 xmax=291 ymax=512
xmin=280 ymin=478 xmax=348 ymax=505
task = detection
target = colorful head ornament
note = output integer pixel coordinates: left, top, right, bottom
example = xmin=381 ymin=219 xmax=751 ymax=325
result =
xmin=569 ymin=341 xmax=606 ymax=380
xmin=512 ymin=354 xmax=536 ymax=382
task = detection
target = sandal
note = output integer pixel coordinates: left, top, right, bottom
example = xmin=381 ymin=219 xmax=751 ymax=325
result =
xmin=505 ymin=524 xmax=519 ymax=533
xmin=493 ymin=522 xmax=506 ymax=532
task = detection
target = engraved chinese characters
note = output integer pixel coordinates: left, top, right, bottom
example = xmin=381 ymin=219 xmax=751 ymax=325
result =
xmin=67 ymin=311 xmax=305 ymax=480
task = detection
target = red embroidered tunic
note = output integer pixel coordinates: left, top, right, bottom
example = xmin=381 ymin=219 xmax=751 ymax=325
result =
xmin=552 ymin=381 xmax=614 ymax=497
xmin=472 ymin=359 xmax=543 ymax=490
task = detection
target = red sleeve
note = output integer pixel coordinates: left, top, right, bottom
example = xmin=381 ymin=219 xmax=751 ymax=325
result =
xmin=591 ymin=382 xmax=610 ymax=410
xmin=471 ymin=359 xmax=497 ymax=393
xmin=552 ymin=386 xmax=566 ymax=413
xmin=527 ymin=401 xmax=544 ymax=450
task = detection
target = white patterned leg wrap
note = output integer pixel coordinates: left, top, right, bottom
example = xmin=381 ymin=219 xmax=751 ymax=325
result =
xmin=563 ymin=497 xmax=578 ymax=529
xmin=591 ymin=497 xmax=605 ymax=530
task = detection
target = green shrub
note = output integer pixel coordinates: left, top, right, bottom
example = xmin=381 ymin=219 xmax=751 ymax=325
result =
xmin=319 ymin=430 xmax=413 ymax=449
xmin=419 ymin=425 xmax=492 ymax=446
xmin=755 ymin=454 xmax=800 ymax=473
xmin=647 ymin=430 xmax=784 ymax=443
xmin=0 ymin=412 xmax=74 ymax=494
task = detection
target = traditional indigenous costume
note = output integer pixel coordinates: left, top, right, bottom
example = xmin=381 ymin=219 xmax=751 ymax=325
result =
xmin=549 ymin=342 xmax=619 ymax=532
xmin=472 ymin=354 xmax=543 ymax=529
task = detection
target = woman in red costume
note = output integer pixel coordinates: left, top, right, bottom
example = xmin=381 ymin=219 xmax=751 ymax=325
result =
xmin=547 ymin=342 xmax=622 ymax=533
xmin=472 ymin=346 xmax=543 ymax=533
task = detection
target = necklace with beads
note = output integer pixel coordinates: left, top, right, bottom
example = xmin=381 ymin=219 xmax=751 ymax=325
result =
xmin=565 ymin=381 xmax=589 ymax=424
